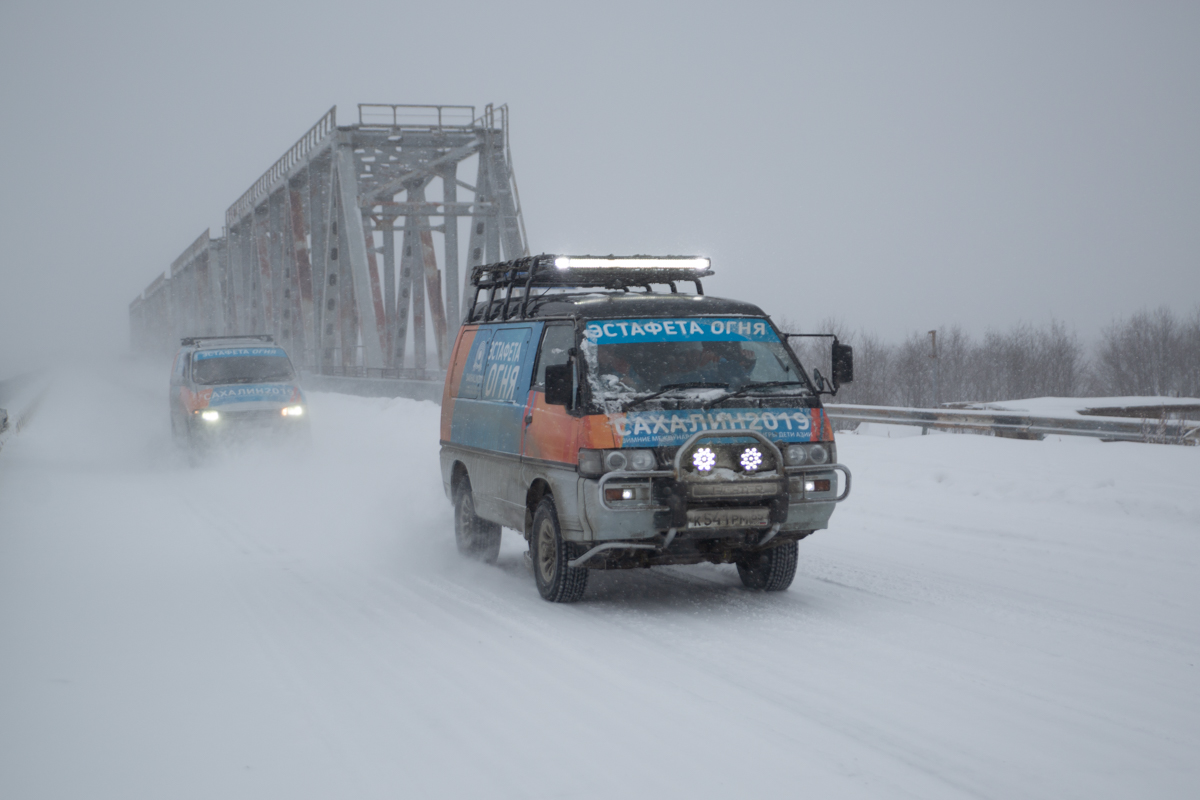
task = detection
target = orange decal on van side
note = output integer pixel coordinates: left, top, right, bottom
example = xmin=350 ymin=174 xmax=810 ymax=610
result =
xmin=181 ymin=386 xmax=213 ymax=412
xmin=815 ymin=408 xmax=834 ymax=441
xmin=441 ymin=327 xmax=476 ymax=441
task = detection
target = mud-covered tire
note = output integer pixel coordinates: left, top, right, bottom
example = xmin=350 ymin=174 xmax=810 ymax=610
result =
xmin=736 ymin=540 xmax=799 ymax=591
xmin=454 ymin=480 xmax=501 ymax=563
xmin=530 ymin=496 xmax=587 ymax=603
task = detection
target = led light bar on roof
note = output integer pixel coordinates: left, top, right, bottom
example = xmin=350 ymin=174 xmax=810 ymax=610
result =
xmin=553 ymin=256 xmax=710 ymax=270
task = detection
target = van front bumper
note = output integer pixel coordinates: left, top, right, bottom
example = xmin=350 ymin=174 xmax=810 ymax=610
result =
xmin=578 ymin=463 xmax=849 ymax=543
xmin=188 ymin=408 xmax=309 ymax=443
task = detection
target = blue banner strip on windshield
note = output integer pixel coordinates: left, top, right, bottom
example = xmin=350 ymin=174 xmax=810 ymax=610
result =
xmin=584 ymin=318 xmax=778 ymax=345
xmin=194 ymin=348 xmax=288 ymax=360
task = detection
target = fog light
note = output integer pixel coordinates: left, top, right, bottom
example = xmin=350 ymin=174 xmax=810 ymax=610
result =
xmin=200 ymin=410 xmax=219 ymax=422
xmin=604 ymin=488 xmax=637 ymax=502
xmin=692 ymin=447 xmax=716 ymax=472
xmin=740 ymin=447 xmax=763 ymax=471
xmin=804 ymin=480 xmax=815 ymax=492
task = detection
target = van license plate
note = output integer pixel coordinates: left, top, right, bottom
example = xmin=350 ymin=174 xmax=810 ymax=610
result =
xmin=686 ymin=508 xmax=770 ymax=529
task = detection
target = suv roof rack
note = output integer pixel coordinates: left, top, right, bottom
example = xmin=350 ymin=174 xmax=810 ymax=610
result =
xmin=180 ymin=334 xmax=275 ymax=347
xmin=467 ymin=254 xmax=713 ymax=323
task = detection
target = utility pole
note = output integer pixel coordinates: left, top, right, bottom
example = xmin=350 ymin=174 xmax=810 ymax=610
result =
xmin=928 ymin=329 xmax=940 ymax=409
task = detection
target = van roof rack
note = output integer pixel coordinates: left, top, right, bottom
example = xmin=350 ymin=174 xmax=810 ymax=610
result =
xmin=467 ymin=254 xmax=713 ymax=322
xmin=180 ymin=334 xmax=275 ymax=346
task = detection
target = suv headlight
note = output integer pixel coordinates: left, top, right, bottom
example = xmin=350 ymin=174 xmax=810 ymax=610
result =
xmin=200 ymin=410 xmax=220 ymax=422
xmin=579 ymin=448 xmax=657 ymax=478
xmin=281 ymin=405 xmax=305 ymax=417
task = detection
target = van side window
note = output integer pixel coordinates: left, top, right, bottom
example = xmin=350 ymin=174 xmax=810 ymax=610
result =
xmin=534 ymin=324 xmax=575 ymax=388
xmin=479 ymin=327 xmax=533 ymax=404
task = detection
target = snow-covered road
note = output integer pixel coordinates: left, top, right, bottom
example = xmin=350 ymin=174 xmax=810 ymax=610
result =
xmin=2 ymin=361 xmax=1198 ymax=799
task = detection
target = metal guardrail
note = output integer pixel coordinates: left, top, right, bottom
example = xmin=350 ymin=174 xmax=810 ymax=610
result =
xmin=358 ymin=104 xmax=476 ymax=128
xmin=825 ymin=403 xmax=1200 ymax=444
xmin=300 ymin=372 xmax=443 ymax=403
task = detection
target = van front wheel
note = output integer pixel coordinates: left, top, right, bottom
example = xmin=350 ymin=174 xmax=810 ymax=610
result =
xmin=454 ymin=481 xmax=501 ymax=563
xmin=736 ymin=540 xmax=798 ymax=591
xmin=531 ymin=497 xmax=588 ymax=603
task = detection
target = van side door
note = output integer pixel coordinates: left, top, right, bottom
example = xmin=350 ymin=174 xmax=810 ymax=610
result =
xmin=521 ymin=322 xmax=579 ymax=465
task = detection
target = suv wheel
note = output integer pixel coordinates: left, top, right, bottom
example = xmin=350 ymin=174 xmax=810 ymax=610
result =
xmin=736 ymin=540 xmax=798 ymax=591
xmin=454 ymin=479 xmax=501 ymax=563
xmin=530 ymin=496 xmax=587 ymax=603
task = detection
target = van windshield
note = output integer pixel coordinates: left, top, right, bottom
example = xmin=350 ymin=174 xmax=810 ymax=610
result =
xmin=192 ymin=348 xmax=295 ymax=385
xmin=581 ymin=317 xmax=810 ymax=399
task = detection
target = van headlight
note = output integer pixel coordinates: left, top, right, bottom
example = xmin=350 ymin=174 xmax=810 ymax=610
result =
xmin=786 ymin=442 xmax=833 ymax=465
xmin=579 ymin=448 xmax=657 ymax=478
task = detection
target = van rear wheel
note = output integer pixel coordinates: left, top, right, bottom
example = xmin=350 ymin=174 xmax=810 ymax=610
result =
xmin=736 ymin=540 xmax=798 ymax=591
xmin=454 ymin=480 xmax=501 ymax=564
xmin=531 ymin=497 xmax=587 ymax=603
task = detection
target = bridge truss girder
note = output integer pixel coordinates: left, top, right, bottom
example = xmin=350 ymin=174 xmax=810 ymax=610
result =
xmin=130 ymin=103 xmax=528 ymax=374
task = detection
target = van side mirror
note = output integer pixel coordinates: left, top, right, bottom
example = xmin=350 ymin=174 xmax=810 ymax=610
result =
xmin=544 ymin=363 xmax=573 ymax=407
xmin=832 ymin=341 xmax=854 ymax=386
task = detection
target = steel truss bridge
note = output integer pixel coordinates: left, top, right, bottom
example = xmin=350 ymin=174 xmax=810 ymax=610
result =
xmin=129 ymin=103 xmax=527 ymax=376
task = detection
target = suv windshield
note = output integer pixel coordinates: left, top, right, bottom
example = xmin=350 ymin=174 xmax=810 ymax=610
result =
xmin=582 ymin=317 xmax=810 ymax=400
xmin=191 ymin=348 xmax=295 ymax=385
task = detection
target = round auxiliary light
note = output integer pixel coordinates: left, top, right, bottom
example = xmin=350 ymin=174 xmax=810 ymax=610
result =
xmin=740 ymin=447 xmax=763 ymax=472
xmin=786 ymin=444 xmax=807 ymax=465
xmin=692 ymin=446 xmax=716 ymax=472
xmin=603 ymin=451 xmax=628 ymax=471
xmin=808 ymin=444 xmax=829 ymax=465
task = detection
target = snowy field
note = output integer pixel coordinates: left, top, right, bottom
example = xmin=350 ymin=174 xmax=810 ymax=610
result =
xmin=2 ymin=360 xmax=1198 ymax=800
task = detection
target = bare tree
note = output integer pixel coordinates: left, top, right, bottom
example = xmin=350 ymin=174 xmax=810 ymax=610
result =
xmin=931 ymin=325 xmax=972 ymax=404
xmin=1095 ymin=306 xmax=1195 ymax=396
xmin=837 ymin=331 xmax=894 ymax=406
xmin=770 ymin=306 xmax=1195 ymax=406
xmin=1182 ymin=307 xmax=1200 ymax=397
xmin=1036 ymin=319 xmax=1086 ymax=397
xmin=892 ymin=332 xmax=934 ymax=408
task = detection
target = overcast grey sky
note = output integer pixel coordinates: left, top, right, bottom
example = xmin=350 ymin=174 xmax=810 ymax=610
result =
xmin=1 ymin=0 xmax=1197 ymax=376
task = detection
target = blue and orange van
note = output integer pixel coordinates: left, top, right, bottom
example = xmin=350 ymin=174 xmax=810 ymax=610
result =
xmin=169 ymin=334 xmax=308 ymax=448
xmin=439 ymin=256 xmax=852 ymax=602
